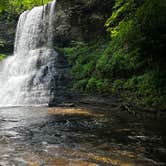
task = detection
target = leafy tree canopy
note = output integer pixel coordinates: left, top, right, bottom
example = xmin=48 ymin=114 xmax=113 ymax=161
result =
xmin=0 ymin=0 xmax=51 ymax=14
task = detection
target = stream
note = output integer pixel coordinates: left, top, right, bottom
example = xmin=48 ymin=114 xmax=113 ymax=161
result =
xmin=0 ymin=106 xmax=165 ymax=166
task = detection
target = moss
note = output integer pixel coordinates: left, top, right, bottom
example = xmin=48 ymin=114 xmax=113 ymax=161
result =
xmin=0 ymin=54 xmax=6 ymax=61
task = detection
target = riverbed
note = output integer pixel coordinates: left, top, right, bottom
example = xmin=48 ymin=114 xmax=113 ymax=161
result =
xmin=0 ymin=106 xmax=165 ymax=166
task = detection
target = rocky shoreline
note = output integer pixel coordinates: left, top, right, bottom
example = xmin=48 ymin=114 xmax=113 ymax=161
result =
xmin=51 ymin=93 xmax=166 ymax=120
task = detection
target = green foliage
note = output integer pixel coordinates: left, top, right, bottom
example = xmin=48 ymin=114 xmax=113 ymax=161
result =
xmin=136 ymin=0 xmax=166 ymax=65
xmin=60 ymin=0 xmax=166 ymax=109
xmin=111 ymin=79 xmax=125 ymax=93
xmin=59 ymin=39 xmax=112 ymax=93
xmin=105 ymin=0 xmax=136 ymax=28
xmin=102 ymin=0 xmax=166 ymax=107
xmin=86 ymin=77 xmax=111 ymax=93
xmin=0 ymin=39 xmax=6 ymax=47
xmin=122 ymin=71 xmax=166 ymax=108
xmin=0 ymin=0 xmax=52 ymax=14
xmin=0 ymin=54 xmax=6 ymax=61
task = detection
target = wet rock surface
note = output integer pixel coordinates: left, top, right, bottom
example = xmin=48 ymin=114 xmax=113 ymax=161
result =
xmin=0 ymin=106 xmax=165 ymax=166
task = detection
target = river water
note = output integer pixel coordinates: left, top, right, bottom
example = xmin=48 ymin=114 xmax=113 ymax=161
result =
xmin=0 ymin=106 xmax=165 ymax=166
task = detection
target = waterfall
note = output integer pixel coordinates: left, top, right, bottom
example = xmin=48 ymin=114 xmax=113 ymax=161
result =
xmin=47 ymin=0 xmax=57 ymax=47
xmin=0 ymin=0 xmax=59 ymax=106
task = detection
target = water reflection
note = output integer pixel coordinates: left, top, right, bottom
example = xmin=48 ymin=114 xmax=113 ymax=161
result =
xmin=0 ymin=106 xmax=165 ymax=165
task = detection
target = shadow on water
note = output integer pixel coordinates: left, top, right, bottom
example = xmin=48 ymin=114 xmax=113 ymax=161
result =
xmin=0 ymin=106 xmax=165 ymax=165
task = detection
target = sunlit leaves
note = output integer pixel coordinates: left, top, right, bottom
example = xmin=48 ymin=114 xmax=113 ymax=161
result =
xmin=0 ymin=0 xmax=52 ymax=13
xmin=105 ymin=0 xmax=135 ymax=27
xmin=0 ymin=54 xmax=6 ymax=61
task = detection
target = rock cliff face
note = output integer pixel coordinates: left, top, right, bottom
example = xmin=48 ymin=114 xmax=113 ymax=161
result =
xmin=0 ymin=16 xmax=17 ymax=53
xmin=52 ymin=0 xmax=114 ymax=46
xmin=0 ymin=0 xmax=113 ymax=52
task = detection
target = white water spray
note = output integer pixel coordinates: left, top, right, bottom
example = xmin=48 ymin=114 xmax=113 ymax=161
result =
xmin=0 ymin=0 xmax=58 ymax=106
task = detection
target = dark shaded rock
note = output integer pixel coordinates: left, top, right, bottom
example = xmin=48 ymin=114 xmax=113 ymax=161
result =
xmin=52 ymin=0 xmax=114 ymax=46
xmin=59 ymin=102 xmax=75 ymax=107
xmin=45 ymin=52 xmax=73 ymax=106
xmin=0 ymin=18 xmax=17 ymax=53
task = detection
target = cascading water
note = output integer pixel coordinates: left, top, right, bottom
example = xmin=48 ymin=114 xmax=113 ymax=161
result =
xmin=0 ymin=0 xmax=60 ymax=106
